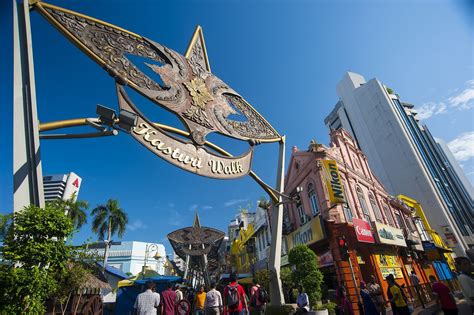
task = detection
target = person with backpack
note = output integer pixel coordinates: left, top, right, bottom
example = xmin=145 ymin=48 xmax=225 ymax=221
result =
xmin=249 ymin=279 xmax=267 ymax=315
xmin=223 ymin=273 xmax=248 ymax=315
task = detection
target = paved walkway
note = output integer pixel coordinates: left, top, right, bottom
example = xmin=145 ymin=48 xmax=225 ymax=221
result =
xmin=413 ymin=299 xmax=472 ymax=315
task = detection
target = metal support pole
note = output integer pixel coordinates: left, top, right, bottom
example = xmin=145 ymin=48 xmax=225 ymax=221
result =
xmin=268 ymin=136 xmax=286 ymax=306
xmin=347 ymin=255 xmax=362 ymax=310
xmin=13 ymin=0 xmax=45 ymax=212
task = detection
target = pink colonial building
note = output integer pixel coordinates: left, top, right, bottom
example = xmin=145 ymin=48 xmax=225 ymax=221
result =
xmin=281 ymin=129 xmax=432 ymax=314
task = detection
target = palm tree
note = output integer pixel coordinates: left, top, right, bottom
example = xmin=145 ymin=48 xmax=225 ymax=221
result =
xmin=91 ymin=199 xmax=128 ymax=269
xmin=48 ymin=193 xmax=88 ymax=230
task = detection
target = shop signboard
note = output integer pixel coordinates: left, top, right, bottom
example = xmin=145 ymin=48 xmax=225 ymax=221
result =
xmin=318 ymin=250 xmax=334 ymax=267
xmin=353 ymin=218 xmax=375 ymax=243
xmin=281 ymin=255 xmax=289 ymax=266
xmin=375 ymin=254 xmax=403 ymax=279
xmin=322 ymin=160 xmax=346 ymax=204
xmin=286 ymin=216 xmax=325 ymax=251
xmin=374 ymin=222 xmax=407 ymax=247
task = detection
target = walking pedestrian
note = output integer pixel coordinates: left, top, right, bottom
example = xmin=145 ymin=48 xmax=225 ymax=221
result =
xmin=194 ymin=286 xmax=207 ymax=315
xmin=455 ymin=256 xmax=474 ymax=313
xmin=176 ymin=284 xmax=184 ymax=303
xmin=429 ymin=275 xmax=458 ymax=315
xmin=360 ymin=281 xmax=378 ymax=315
xmin=249 ymin=278 xmax=267 ymax=315
xmin=205 ymin=281 xmax=223 ymax=315
xmin=368 ymin=275 xmax=386 ymax=315
xmin=161 ymin=282 xmax=178 ymax=315
xmin=386 ymin=275 xmax=409 ymax=315
xmin=336 ymin=282 xmax=354 ymax=315
xmin=223 ymin=272 xmax=248 ymax=315
xmin=134 ymin=281 xmax=161 ymax=315
xmin=409 ymin=271 xmax=424 ymax=308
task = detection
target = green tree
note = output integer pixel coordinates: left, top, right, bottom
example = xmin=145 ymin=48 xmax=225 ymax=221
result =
xmin=288 ymin=245 xmax=324 ymax=309
xmin=257 ymin=197 xmax=271 ymax=210
xmin=254 ymin=269 xmax=270 ymax=290
xmin=0 ymin=203 xmax=74 ymax=313
xmin=91 ymin=199 xmax=128 ymax=268
xmin=3 ymin=204 xmax=73 ymax=270
xmin=48 ymin=192 xmax=89 ymax=230
xmin=0 ymin=212 xmax=12 ymax=240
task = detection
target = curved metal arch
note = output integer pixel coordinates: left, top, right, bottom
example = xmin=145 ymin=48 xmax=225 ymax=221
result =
xmin=39 ymin=118 xmax=280 ymax=202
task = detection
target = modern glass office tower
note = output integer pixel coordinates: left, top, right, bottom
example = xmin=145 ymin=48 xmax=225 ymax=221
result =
xmin=324 ymin=72 xmax=473 ymax=255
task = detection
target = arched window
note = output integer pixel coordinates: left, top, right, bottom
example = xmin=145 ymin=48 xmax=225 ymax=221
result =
xmin=307 ymin=182 xmax=320 ymax=216
xmin=357 ymin=186 xmax=371 ymax=222
xmin=296 ymin=199 xmax=309 ymax=226
xmin=369 ymin=194 xmax=383 ymax=222
xmin=383 ymin=203 xmax=395 ymax=226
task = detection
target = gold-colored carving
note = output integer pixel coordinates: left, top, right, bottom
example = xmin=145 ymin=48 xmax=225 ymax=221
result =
xmin=183 ymin=78 xmax=213 ymax=108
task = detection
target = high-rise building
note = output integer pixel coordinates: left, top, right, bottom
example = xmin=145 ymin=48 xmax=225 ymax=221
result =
xmin=324 ymin=72 xmax=474 ymax=255
xmin=43 ymin=172 xmax=82 ymax=201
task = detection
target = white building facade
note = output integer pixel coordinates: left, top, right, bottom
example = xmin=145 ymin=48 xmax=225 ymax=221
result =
xmin=43 ymin=172 xmax=82 ymax=201
xmin=90 ymin=241 xmax=167 ymax=276
xmin=324 ymin=72 xmax=474 ymax=255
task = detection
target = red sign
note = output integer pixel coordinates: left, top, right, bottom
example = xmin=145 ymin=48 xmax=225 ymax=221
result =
xmin=353 ymin=218 xmax=375 ymax=243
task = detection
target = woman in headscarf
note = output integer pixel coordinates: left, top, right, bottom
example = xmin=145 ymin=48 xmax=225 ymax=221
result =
xmin=360 ymin=281 xmax=379 ymax=315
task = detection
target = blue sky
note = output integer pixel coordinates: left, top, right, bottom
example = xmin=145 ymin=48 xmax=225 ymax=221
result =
xmin=1 ymin=0 xmax=472 ymax=255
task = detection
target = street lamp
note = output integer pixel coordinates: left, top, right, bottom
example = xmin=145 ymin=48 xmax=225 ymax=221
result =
xmin=143 ymin=243 xmax=162 ymax=278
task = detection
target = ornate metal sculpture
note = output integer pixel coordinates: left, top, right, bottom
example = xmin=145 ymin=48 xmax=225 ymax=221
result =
xmin=34 ymin=1 xmax=281 ymax=180
xmin=167 ymin=213 xmax=225 ymax=286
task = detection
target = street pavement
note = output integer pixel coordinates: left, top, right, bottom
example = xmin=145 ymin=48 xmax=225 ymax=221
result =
xmin=412 ymin=299 xmax=472 ymax=315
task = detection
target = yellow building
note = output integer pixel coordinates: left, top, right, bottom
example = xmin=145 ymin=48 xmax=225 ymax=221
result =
xmin=230 ymin=223 xmax=255 ymax=274
xmin=398 ymin=194 xmax=455 ymax=271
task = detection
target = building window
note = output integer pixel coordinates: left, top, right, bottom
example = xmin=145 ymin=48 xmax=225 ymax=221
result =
xmin=405 ymin=215 xmax=417 ymax=232
xmin=395 ymin=212 xmax=405 ymax=229
xmin=343 ymin=203 xmax=353 ymax=222
xmin=369 ymin=194 xmax=383 ymax=222
xmin=383 ymin=204 xmax=395 ymax=226
xmin=357 ymin=186 xmax=371 ymax=222
xmin=297 ymin=200 xmax=309 ymax=226
xmin=308 ymin=182 xmax=320 ymax=216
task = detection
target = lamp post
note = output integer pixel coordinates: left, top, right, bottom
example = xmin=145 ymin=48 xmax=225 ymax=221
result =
xmin=143 ymin=243 xmax=162 ymax=278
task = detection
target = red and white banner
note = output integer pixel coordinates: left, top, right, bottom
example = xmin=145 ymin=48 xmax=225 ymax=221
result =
xmin=353 ymin=218 xmax=375 ymax=243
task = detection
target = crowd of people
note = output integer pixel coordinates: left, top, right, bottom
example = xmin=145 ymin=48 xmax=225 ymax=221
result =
xmin=133 ymin=257 xmax=473 ymax=315
xmin=133 ymin=273 xmax=268 ymax=315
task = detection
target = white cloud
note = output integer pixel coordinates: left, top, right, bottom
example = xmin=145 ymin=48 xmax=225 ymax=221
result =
xmin=188 ymin=204 xmax=198 ymax=212
xmin=448 ymin=80 xmax=474 ymax=110
xmin=202 ymin=205 xmax=213 ymax=210
xmin=416 ymin=80 xmax=473 ymax=120
xmin=127 ymin=219 xmax=148 ymax=231
xmin=448 ymin=131 xmax=474 ymax=162
xmin=167 ymin=209 xmax=184 ymax=227
xmin=224 ymin=198 xmax=249 ymax=207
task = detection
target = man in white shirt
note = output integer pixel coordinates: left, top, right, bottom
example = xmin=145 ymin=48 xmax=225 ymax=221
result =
xmin=296 ymin=285 xmax=310 ymax=313
xmin=204 ymin=281 xmax=223 ymax=315
xmin=134 ymin=281 xmax=161 ymax=315
xmin=455 ymin=257 xmax=474 ymax=312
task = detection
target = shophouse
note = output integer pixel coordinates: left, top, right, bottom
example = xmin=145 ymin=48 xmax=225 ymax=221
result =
xmin=397 ymin=195 xmax=455 ymax=281
xmin=283 ymin=129 xmax=429 ymax=313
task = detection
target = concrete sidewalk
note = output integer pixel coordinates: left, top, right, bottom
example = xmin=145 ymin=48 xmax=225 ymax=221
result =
xmin=413 ymin=299 xmax=472 ymax=315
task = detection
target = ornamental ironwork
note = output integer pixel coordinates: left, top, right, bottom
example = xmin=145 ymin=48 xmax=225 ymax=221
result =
xmin=34 ymin=1 xmax=282 ymax=180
